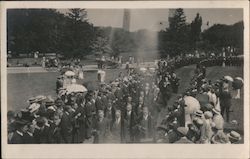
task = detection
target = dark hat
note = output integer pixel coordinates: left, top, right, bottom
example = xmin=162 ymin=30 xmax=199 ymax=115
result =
xmin=36 ymin=117 xmax=46 ymax=127
xmin=45 ymin=98 xmax=55 ymax=107
xmin=20 ymin=110 xmax=35 ymax=122
xmin=13 ymin=118 xmax=29 ymax=129
xmin=204 ymin=103 xmax=213 ymax=111
xmin=7 ymin=110 xmax=16 ymax=118
xmin=64 ymin=105 xmax=72 ymax=112
xmin=28 ymin=97 xmax=37 ymax=104
xmin=55 ymin=99 xmax=64 ymax=107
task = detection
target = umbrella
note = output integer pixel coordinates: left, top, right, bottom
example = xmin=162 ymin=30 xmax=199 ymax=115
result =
xmin=65 ymin=84 xmax=87 ymax=94
xmin=140 ymin=67 xmax=147 ymax=73
xmin=224 ymin=76 xmax=234 ymax=82
xmin=235 ymin=77 xmax=243 ymax=83
xmin=65 ymin=71 xmax=75 ymax=77
xmin=183 ymin=96 xmax=201 ymax=114
xmin=232 ymin=77 xmax=243 ymax=89
xmin=149 ymin=67 xmax=156 ymax=73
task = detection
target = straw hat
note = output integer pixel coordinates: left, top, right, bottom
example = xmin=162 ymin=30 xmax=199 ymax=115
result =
xmin=177 ymin=127 xmax=188 ymax=136
xmin=204 ymin=111 xmax=213 ymax=119
xmin=227 ymin=131 xmax=241 ymax=142
xmin=28 ymin=103 xmax=40 ymax=113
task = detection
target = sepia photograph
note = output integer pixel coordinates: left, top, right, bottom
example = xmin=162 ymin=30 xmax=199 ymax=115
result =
xmin=1 ymin=1 xmax=249 ymax=159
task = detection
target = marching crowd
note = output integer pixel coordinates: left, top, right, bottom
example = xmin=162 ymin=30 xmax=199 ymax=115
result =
xmin=8 ymin=57 xmax=243 ymax=144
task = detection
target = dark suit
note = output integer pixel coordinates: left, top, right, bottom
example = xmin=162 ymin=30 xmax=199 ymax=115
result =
xmin=123 ymin=110 xmax=138 ymax=143
xmin=33 ymin=126 xmax=50 ymax=143
xmin=137 ymin=115 xmax=155 ymax=142
xmin=85 ymin=101 xmax=96 ymax=139
xmin=48 ymin=123 xmax=63 ymax=143
xmin=60 ymin=112 xmax=73 ymax=143
xmin=72 ymin=106 xmax=86 ymax=143
xmin=23 ymin=132 xmax=35 ymax=144
xmin=93 ymin=118 xmax=110 ymax=143
xmin=10 ymin=131 xmax=24 ymax=144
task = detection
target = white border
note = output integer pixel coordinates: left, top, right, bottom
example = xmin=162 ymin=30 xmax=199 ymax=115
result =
xmin=1 ymin=1 xmax=249 ymax=159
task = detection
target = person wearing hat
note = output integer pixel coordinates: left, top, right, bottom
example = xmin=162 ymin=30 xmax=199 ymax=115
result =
xmin=47 ymin=115 xmax=63 ymax=143
xmin=71 ymin=96 xmax=86 ymax=143
xmin=23 ymin=121 xmax=36 ymax=144
xmin=212 ymin=108 xmax=224 ymax=130
xmin=227 ymin=131 xmax=241 ymax=144
xmin=136 ymin=107 xmax=155 ymax=143
xmin=60 ymin=105 xmax=74 ymax=143
xmin=218 ymin=87 xmax=232 ymax=122
xmin=211 ymin=129 xmax=230 ymax=144
xmin=174 ymin=127 xmax=193 ymax=144
xmin=28 ymin=103 xmax=41 ymax=118
xmin=201 ymin=111 xmax=214 ymax=143
xmin=92 ymin=110 xmax=110 ymax=143
xmin=35 ymin=95 xmax=47 ymax=117
xmin=123 ymin=103 xmax=138 ymax=143
xmin=7 ymin=110 xmax=16 ymax=143
xmin=9 ymin=119 xmax=29 ymax=144
xmin=56 ymin=75 xmax=64 ymax=94
xmin=33 ymin=117 xmax=50 ymax=143
xmin=110 ymin=109 xmax=127 ymax=143
xmin=166 ymin=121 xmax=180 ymax=143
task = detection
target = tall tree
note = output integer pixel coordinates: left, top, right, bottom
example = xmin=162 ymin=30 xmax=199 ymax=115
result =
xmin=67 ymin=9 xmax=87 ymax=22
xmin=159 ymin=8 xmax=190 ymax=57
xmin=62 ymin=9 xmax=95 ymax=57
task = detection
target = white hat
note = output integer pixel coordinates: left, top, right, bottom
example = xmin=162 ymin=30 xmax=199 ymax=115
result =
xmin=47 ymin=106 xmax=56 ymax=112
xmin=28 ymin=103 xmax=40 ymax=113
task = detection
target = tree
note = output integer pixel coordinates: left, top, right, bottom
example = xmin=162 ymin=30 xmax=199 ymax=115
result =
xmin=159 ymin=8 xmax=191 ymax=57
xmin=67 ymin=9 xmax=87 ymax=22
xmin=62 ymin=9 xmax=95 ymax=57
xmin=202 ymin=21 xmax=243 ymax=54
xmin=7 ymin=9 xmax=66 ymax=55
xmin=90 ymin=36 xmax=113 ymax=57
xmin=168 ymin=8 xmax=187 ymax=33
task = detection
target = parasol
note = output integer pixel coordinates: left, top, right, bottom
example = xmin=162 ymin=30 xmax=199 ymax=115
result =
xmin=65 ymin=71 xmax=75 ymax=77
xmin=65 ymin=84 xmax=87 ymax=94
xmin=223 ymin=76 xmax=234 ymax=82
xmin=139 ymin=67 xmax=147 ymax=73
xmin=149 ymin=67 xmax=156 ymax=74
xmin=183 ymin=96 xmax=201 ymax=114
xmin=235 ymin=77 xmax=243 ymax=83
xmin=232 ymin=77 xmax=243 ymax=89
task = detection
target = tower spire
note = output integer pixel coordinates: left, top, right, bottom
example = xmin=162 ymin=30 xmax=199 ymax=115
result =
xmin=123 ymin=9 xmax=130 ymax=31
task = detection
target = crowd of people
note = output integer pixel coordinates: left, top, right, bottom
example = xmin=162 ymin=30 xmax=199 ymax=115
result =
xmin=8 ymin=56 xmax=243 ymax=144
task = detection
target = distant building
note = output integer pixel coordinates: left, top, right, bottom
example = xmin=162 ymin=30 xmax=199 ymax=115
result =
xmin=123 ymin=9 xmax=131 ymax=31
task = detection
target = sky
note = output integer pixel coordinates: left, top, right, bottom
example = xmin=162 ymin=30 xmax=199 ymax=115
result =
xmin=59 ymin=9 xmax=243 ymax=32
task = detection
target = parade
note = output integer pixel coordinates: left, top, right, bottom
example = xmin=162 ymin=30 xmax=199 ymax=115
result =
xmin=7 ymin=55 xmax=243 ymax=144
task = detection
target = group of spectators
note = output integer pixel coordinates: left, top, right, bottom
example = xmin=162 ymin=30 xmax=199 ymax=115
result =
xmin=8 ymin=56 xmax=243 ymax=144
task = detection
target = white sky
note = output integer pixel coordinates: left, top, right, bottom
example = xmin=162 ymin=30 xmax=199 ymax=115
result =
xmin=59 ymin=9 xmax=243 ymax=31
